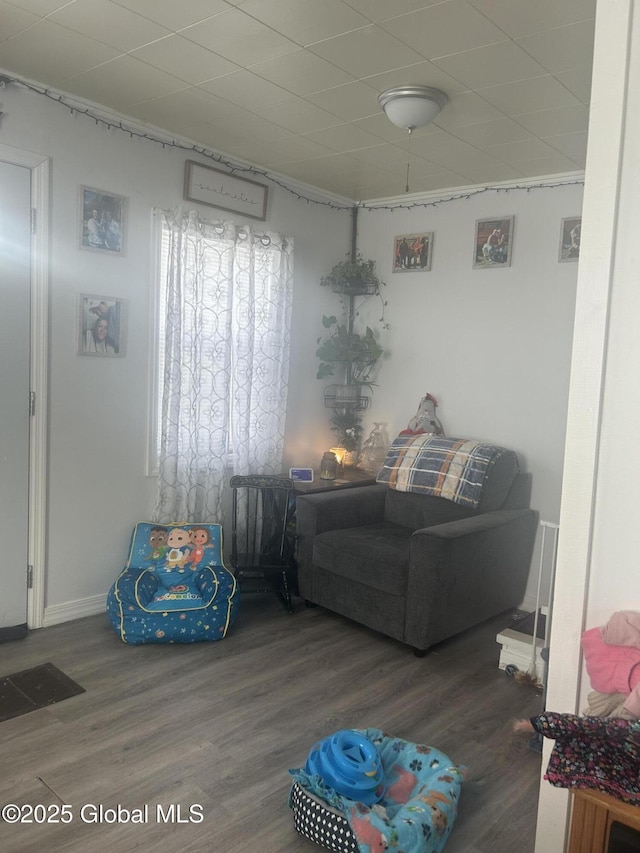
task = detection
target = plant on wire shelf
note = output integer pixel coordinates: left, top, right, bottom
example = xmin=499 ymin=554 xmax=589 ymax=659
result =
xmin=316 ymin=316 xmax=383 ymax=389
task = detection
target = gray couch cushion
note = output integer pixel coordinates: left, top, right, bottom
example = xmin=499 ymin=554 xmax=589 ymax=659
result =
xmin=313 ymin=523 xmax=413 ymax=595
xmin=384 ymin=490 xmax=472 ymax=529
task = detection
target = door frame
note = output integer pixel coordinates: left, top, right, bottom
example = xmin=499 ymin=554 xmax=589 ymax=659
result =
xmin=0 ymin=143 xmax=49 ymax=630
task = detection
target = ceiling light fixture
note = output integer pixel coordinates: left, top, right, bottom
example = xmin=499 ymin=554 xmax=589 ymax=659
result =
xmin=378 ymin=85 xmax=448 ymax=134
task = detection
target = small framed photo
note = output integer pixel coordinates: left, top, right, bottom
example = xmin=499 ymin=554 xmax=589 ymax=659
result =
xmin=473 ymin=216 xmax=514 ymax=269
xmin=184 ymin=160 xmax=268 ymax=221
xmin=78 ymin=294 xmax=128 ymax=357
xmin=79 ymin=186 xmax=127 ymax=255
xmin=393 ymin=232 xmax=434 ymax=272
xmin=559 ymin=216 xmax=581 ymax=262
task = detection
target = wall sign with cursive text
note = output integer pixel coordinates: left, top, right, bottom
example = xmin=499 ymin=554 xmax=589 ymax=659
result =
xmin=183 ymin=160 xmax=268 ymax=221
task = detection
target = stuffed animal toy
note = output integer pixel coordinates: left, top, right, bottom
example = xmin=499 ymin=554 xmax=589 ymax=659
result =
xmin=400 ymin=393 xmax=444 ymax=436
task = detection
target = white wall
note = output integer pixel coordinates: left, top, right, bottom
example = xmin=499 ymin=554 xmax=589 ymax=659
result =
xmin=0 ymin=82 xmax=350 ymax=622
xmin=355 ymin=183 xmax=582 ymax=607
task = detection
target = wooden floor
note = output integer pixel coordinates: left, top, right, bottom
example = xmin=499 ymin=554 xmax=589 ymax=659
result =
xmin=0 ymin=597 xmax=543 ymax=853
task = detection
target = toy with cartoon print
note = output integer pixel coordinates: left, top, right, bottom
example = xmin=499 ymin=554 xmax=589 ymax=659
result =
xmin=106 ymin=521 xmax=239 ymax=644
xmin=305 ymin=729 xmax=385 ymax=805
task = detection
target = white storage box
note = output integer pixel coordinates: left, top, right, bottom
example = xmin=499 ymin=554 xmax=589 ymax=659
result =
xmin=496 ymin=627 xmax=545 ymax=681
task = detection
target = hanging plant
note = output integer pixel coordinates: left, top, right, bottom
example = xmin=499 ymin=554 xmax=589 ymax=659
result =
xmin=316 ymin=316 xmax=383 ymax=388
xmin=320 ymin=253 xmax=383 ymax=296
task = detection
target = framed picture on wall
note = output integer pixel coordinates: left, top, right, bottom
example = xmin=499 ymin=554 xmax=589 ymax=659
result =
xmin=473 ymin=216 xmax=514 ymax=269
xmin=392 ymin=232 xmax=434 ymax=272
xmin=184 ymin=160 xmax=268 ymax=220
xmin=78 ymin=293 xmax=128 ymax=357
xmin=79 ymin=186 xmax=127 ymax=255
xmin=559 ymin=216 xmax=581 ymax=262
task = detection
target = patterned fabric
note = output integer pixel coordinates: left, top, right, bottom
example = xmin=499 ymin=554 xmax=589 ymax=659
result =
xmin=154 ymin=210 xmax=294 ymax=522
xmin=531 ymin=712 xmax=640 ymax=804
xmin=290 ymin=783 xmax=358 ymax=852
xmin=106 ymin=522 xmax=239 ymax=644
xmin=376 ymin=434 xmax=511 ymax=508
xmin=289 ymin=728 xmax=465 ymax=853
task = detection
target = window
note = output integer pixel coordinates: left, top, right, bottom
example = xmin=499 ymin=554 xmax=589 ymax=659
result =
xmin=150 ymin=208 xmax=293 ymax=521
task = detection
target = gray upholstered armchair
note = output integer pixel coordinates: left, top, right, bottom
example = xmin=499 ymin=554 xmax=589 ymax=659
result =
xmin=295 ymin=440 xmax=538 ymax=654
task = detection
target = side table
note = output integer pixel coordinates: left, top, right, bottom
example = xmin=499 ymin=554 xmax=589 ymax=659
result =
xmin=568 ymin=789 xmax=640 ymax=852
xmin=291 ymin=469 xmax=376 ymax=496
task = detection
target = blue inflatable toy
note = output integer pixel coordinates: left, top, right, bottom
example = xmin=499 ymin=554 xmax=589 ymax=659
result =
xmin=305 ymin=729 xmax=385 ymax=805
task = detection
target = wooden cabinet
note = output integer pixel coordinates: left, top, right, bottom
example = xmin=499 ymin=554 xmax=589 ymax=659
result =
xmin=568 ymin=789 xmax=640 ymax=852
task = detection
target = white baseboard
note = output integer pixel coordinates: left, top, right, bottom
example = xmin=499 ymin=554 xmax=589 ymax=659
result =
xmin=43 ymin=594 xmax=106 ymax=627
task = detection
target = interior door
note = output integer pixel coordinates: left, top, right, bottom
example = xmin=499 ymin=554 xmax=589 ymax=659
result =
xmin=0 ymin=159 xmax=31 ymax=640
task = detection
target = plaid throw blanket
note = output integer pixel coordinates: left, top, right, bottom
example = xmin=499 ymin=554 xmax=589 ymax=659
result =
xmin=376 ymin=434 xmax=510 ymax=508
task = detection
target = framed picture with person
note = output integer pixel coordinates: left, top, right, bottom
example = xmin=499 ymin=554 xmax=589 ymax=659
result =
xmin=558 ymin=216 xmax=581 ymax=262
xmin=79 ymin=186 xmax=127 ymax=255
xmin=473 ymin=216 xmax=514 ymax=269
xmin=392 ymin=232 xmax=434 ymax=272
xmin=77 ymin=294 xmax=128 ymax=357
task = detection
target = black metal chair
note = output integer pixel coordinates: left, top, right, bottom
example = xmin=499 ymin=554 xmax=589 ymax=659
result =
xmin=229 ymin=474 xmax=297 ymax=614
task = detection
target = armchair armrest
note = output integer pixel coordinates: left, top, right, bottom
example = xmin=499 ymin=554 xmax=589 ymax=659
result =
xmin=295 ymin=485 xmax=387 ymax=595
xmin=405 ymin=508 xmax=538 ymax=651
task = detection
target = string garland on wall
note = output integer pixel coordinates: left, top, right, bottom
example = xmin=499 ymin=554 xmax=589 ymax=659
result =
xmin=2 ymin=73 xmax=584 ymax=213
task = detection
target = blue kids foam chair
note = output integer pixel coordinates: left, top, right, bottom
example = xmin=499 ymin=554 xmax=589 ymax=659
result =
xmin=107 ymin=522 xmax=239 ymax=644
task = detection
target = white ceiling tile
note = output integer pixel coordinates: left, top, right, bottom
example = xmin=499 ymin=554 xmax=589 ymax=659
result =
xmin=380 ymin=0 xmax=507 ymax=61
xmin=199 ymin=69 xmax=291 ymax=109
xmin=557 ymin=66 xmax=592 ymax=104
xmin=544 ymin=131 xmax=588 ymax=165
xmin=60 ymin=56 xmax=188 ymax=111
xmin=304 ymin=121 xmax=388 ymax=152
xmin=249 ymin=50 xmax=354 ymax=96
xmin=455 ymin=163 xmax=523 ymax=184
xmin=432 ymin=92 xmax=505 ymax=130
xmin=308 ymin=24 xmax=425 ymax=78
xmin=274 ymin=157 xmax=350 ymax=183
xmin=515 ymin=105 xmax=589 ymax=138
xmin=254 ymin=97 xmax=342 ymax=134
xmin=406 ymin=170 xmax=472 ymax=193
xmin=260 ymin=135 xmax=334 ymax=165
xmin=112 ymin=0 xmax=229 ymax=31
xmin=213 ymin=109 xmax=297 ymax=142
xmin=434 ymin=40 xmax=547 ymax=90
xmin=342 ymin=0 xmax=444 ymax=24
xmin=485 ymin=136 xmax=563 ymax=164
xmin=354 ymin=112 xmax=425 ymax=143
xmin=452 ymin=117 xmax=532 ymax=149
xmin=239 ymin=0 xmax=370 ymax=45
xmin=306 ymin=81 xmax=381 ymax=121
xmin=181 ymin=7 xmax=298 ymax=66
xmin=466 ymin=0 xmax=596 ymax=39
xmin=345 ymin=142 xmax=422 ymax=167
xmin=282 ymin=151 xmax=363 ymax=179
xmin=49 ymin=0 xmax=171 ymax=52
xmin=178 ymin=119 xmax=290 ymax=159
xmin=130 ymin=35 xmax=238 ymax=85
xmin=512 ymin=154 xmax=581 ymax=177
xmin=479 ymin=75 xmax=582 ymax=116
xmin=0 ymin=1 xmax=39 ymax=42
xmin=132 ymin=87 xmax=239 ymax=128
xmin=3 ymin=0 xmax=71 ymax=15
xmin=363 ymin=59 xmax=470 ymax=100
xmin=517 ymin=20 xmax=595 ymax=75
xmin=0 ymin=19 xmax=119 ymax=83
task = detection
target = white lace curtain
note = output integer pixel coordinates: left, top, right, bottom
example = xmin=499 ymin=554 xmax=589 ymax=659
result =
xmin=153 ymin=209 xmax=294 ymax=523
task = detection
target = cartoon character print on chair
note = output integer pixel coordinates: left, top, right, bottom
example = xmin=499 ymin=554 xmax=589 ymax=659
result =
xmin=106 ymin=522 xmax=238 ymax=644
